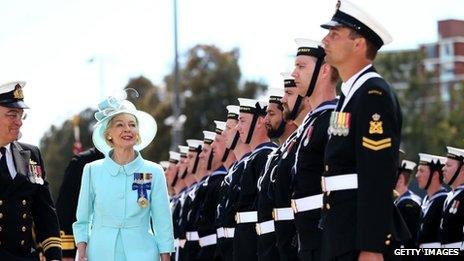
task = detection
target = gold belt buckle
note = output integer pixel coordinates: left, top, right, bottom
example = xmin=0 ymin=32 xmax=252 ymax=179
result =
xmin=255 ymin=224 xmax=261 ymax=235
xmin=321 ymin=177 xmax=326 ymax=192
xmin=291 ymin=200 xmax=298 ymax=213
xmin=272 ymin=209 xmax=277 ymax=220
xmin=235 ymin=213 xmax=240 ymax=223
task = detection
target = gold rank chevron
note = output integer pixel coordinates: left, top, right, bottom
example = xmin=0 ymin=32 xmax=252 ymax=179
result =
xmin=362 ymin=137 xmax=391 ymax=151
xmin=42 ymin=237 xmax=62 ymax=252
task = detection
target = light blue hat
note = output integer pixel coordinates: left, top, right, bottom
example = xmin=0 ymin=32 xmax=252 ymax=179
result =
xmin=92 ymin=96 xmax=157 ymax=155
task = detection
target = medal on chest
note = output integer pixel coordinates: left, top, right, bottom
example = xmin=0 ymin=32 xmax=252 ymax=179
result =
xmin=132 ymin=173 xmax=153 ymax=208
xmin=28 ymin=159 xmax=44 ymax=185
xmin=328 ymin=111 xmax=351 ymax=137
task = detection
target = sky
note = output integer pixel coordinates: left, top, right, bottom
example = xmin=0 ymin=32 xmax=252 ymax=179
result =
xmin=0 ymin=0 xmax=463 ymax=146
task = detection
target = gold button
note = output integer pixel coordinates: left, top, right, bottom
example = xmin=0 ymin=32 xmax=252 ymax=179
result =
xmin=21 ymin=226 xmax=26 ymax=232
xmin=0 ymin=213 xmax=3 ymax=219
xmin=0 ymin=200 xmax=3 ymax=205
xmin=325 ymin=165 xmax=329 ymax=171
xmin=326 ymin=203 xmax=331 ymax=210
xmin=385 ymin=240 xmax=391 ymax=245
xmin=20 ymin=240 xmax=25 ymax=245
xmin=22 ymin=200 xmax=26 ymax=206
xmin=0 ymin=226 xmax=2 ymax=231
xmin=22 ymin=213 xmax=27 ymax=219
xmin=387 ymin=234 xmax=392 ymax=239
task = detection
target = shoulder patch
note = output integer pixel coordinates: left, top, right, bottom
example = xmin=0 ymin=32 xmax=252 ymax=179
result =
xmin=368 ymin=89 xmax=383 ymax=95
xmin=362 ymin=137 xmax=391 ymax=151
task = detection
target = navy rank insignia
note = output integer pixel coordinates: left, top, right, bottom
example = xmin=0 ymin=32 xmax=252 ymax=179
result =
xmin=362 ymin=137 xmax=391 ymax=151
xmin=132 ymin=173 xmax=153 ymax=208
xmin=369 ymin=113 xmax=383 ymax=134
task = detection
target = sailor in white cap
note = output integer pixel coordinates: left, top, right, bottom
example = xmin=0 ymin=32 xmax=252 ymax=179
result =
xmin=440 ymin=146 xmax=464 ymax=253
xmin=233 ymin=98 xmax=278 ymax=261
xmin=320 ymin=1 xmax=403 ymax=259
xmin=215 ymin=106 xmax=252 ymax=261
xmin=416 ymin=153 xmax=448 ymax=250
xmin=166 ymin=151 xmax=181 ymax=194
xmin=288 ymin=38 xmax=340 ymax=260
xmin=196 ymin=130 xmax=228 ymax=260
xmin=214 ymin=120 xmax=236 ymax=168
xmin=394 ymin=159 xmax=421 ymax=250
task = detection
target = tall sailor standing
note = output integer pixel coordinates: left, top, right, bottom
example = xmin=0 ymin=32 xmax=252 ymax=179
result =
xmin=440 ymin=146 xmax=464 ymax=256
xmin=290 ymin=38 xmax=338 ymax=261
xmin=233 ymin=98 xmax=277 ymax=261
xmin=415 ymin=153 xmax=447 ymax=251
xmin=320 ymin=0 xmax=405 ymax=260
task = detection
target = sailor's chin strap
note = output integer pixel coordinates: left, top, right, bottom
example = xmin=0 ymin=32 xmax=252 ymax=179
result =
xmin=447 ymin=157 xmax=464 ymax=186
xmin=191 ymin=145 xmax=202 ymax=174
xmin=424 ymin=160 xmax=444 ymax=190
xmin=245 ymin=102 xmax=267 ymax=144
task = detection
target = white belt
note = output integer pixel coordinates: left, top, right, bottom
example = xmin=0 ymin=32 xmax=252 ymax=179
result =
xmin=199 ymin=234 xmax=217 ymax=247
xmin=186 ymin=231 xmax=199 ymax=241
xmin=255 ymin=220 xmax=275 ymax=235
xmin=419 ymin=242 xmax=441 ymax=248
xmin=179 ymin=239 xmax=186 ymax=248
xmin=291 ymin=194 xmax=323 ymax=213
xmin=235 ymin=211 xmax=257 ymax=224
xmin=216 ymin=227 xmax=235 ymax=238
xmin=272 ymin=207 xmax=294 ymax=221
xmin=321 ymin=174 xmax=358 ymax=192
xmin=442 ymin=241 xmax=464 ymax=249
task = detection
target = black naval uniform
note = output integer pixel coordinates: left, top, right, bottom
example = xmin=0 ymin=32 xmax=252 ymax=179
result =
xmin=170 ymin=188 xmax=185 ymax=261
xmin=271 ymin=131 xmax=299 ymax=261
xmin=417 ymin=188 xmax=448 ymax=249
xmin=196 ymin=166 xmax=227 ymax=260
xmin=233 ymin=142 xmax=277 ymax=261
xmin=440 ymin=185 xmax=464 ymax=258
xmin=55 ymin=147 xmax=103 ymax=257
xmin=293 ymin=100 xmax=337 ymax=260
xmin=177 ymin=186 xmax=194 ymax=261
xmin=0 ymin=142 xmax=62 ymax=261
xmin=183 ymin=177 xmax=208 ymax=261
xmin=215 ymin=153 xmax=250 ymax=261
xmin=394 ymin=190 xmax=421 ymax=250
xmin=321 ymin=65 xmax=404 ymax=260
xmin=256 ymin=146 xmax=279 ymax=261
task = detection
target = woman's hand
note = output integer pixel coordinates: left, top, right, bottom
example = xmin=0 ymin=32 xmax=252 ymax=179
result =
xmin=160 ymin=253 xmax=170 ymax=261
xmin=76 ymin=242 xmax=88 ymax=261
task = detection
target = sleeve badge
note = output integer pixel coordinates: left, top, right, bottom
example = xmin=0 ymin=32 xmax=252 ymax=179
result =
xmin=369 ymin=113 xmax=383 ymax=134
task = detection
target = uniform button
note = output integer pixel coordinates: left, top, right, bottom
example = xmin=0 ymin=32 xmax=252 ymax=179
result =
xmin=387 ymin=234 xmax=392 ymax=239
xmin=0 ymin=200 xmax=3 ymax=205
xmin=325 ymin=165 xmax=329 ymax=171
xmin=385 ymin=240 xmax=391 ymax=246
xmin=22 ymin=213 xmax=27 ymax=219
xmin=22 ymin=200 xmax=27 ymax=206
xmin=21 ymin=226 xmax=26 ymax=232
xmin=0 ymin=226 xmax=2 ymax=231
xmin=0 ymin=213 xmax=3 ymax=219
xmin=20 ymin=240 xmax=25 ymax=245
xmin=325 ymin=203 xmax=331 ymax=210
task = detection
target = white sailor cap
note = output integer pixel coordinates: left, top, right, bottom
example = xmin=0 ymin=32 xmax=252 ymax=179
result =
xmin=446 ymin=146 xmax=464 ymax=161
xmin=178 ymin=145 xmax=189 ymax=157
xmin=203 ymin=131 xmax=217 ymax=144
xmin=0 ymin=81 xmax=29 ymax=108
xmin=186 ymin=139 xmax=203 ymax=152
xmin=400 ymin=160 xmax=417 ymax=172
xmin=237 ymin=98 xmax=267 ymax=116
xmin=321 ymin=0 xmax=392 ymax=49
xmin=280 ymin=72 xmax=296 ymax=88
xmin=214 ymin=120 xmax=227 ymax=134
xmin=169 ymin=151 xmax=181 ymax=163
xmin=418 ymin=153 xmax=446 ymax=165
xmin=295 ymin=38 xmax=325 ymax=57
xmin=160 ymin=161 xmax=170 ymax=170
xmin=267 ymin=87 xmax=284 ymax=105
xmin=226 ymin=105 xmax=240 ymax=120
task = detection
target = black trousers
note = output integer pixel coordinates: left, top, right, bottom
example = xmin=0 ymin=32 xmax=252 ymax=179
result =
xmin=216 ymin=238 xmax=233 ymax=261
xmin=257 ymin=232 xmax=280 ymax=261
xmin=233 ymin=223 xmax=257 ymax=261
xmin=274 ymin=221 xmax=299 ymax=261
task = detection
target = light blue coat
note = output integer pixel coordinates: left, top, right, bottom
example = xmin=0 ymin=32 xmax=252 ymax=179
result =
xmin=73 ymin=151 xmax=174 ymax=261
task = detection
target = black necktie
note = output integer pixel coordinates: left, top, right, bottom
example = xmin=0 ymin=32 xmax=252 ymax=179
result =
xmin=0 ymin=147 xmax=11 ymax=179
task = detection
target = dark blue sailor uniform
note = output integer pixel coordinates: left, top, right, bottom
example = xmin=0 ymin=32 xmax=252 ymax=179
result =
xmin=0 ymin=142 xmax=62 ymax=261
xmin=233 ymin=142 xmax=277 ymax=261
xmin=440 ymin=185 xmax=464 ymax=258
xmin=321 ymin=65 xmax=404 ymax=260
xmin=417 ymin=188 xmax=448 ymax=249
xmin=394 ymin=190 xmax=421 ymax=253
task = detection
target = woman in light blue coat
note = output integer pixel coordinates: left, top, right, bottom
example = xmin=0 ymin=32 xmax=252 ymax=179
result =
xmin=73 ymin=96 xmax=174 ymax=261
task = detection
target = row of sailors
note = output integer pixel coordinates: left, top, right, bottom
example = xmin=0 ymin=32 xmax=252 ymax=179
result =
xmin=395 ymin=150 xmax=464 ymax=253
